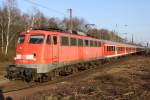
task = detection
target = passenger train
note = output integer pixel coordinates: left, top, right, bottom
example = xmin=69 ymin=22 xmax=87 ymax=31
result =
xmin=6 ymin=28 xmax=145 ymax=82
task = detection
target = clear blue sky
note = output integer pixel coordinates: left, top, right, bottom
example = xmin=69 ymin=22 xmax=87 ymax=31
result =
xmin=1 ymin=0 xmax=150 ymax=45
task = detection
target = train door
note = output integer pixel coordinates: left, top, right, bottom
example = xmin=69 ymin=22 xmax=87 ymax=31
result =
xmin=52 ymin=35 xmax=59 ymax=63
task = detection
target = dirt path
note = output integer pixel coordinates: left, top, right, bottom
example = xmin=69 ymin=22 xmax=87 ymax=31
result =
xmin=2 ymin=56 xmax=150 ymax=100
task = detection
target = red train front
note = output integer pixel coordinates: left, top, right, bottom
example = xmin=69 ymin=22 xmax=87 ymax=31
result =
xmin=7 ymin=30 xmax=58 ymax=81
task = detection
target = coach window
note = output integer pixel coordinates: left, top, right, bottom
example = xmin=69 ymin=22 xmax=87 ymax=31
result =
xmin=71 ymin=38 xmax=77 ymax=46
xmin=93 ymin=41 xmax=96 ymax=47
xmin=107 ymin=46 xmax=110 ymax=51
xmin=90 ymin=40 xmax=94 ymax=47
xmin=127 ymin=48 xmax=129 ymax=51
xmin=120 ymin=47 xmax=122 ymax=51
xmin=109 ymin=46 xmax=111 ymax=51
xmin=85 ymin=40 xmax=89 ymax=46
xmin=94 ymin=41 xmax=97 ymax=47
xmin=78 ymin=39 xmax=83 ymax=46
xmin=46 ymin=35 xmax=51 ymax=44
xmin=53 ymin=36 xmax=57 ymax=45
xmin=114 ymin=46 xmax=116 ymax=51
xmin=107 ymin=46 xmax=115 ymax=51
xmin=110 ymin=46 xmax=112 ymax=51
xmin=112 ymin=46 xmax=115 ymax=51
xmin=61 ymin=36 xmax=69 ymax=46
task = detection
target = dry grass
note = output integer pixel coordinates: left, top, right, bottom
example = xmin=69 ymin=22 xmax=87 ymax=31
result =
xmin=19 ymin=56 xmax=150 ymax=100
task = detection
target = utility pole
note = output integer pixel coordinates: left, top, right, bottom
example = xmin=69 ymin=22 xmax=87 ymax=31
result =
xmin=68 ymin=8 xmax=73 ymax=33
xmin=123 ymin=33 xmax=127 ymax=43
xmin=131 ymin=34 xmax=134 ymax=44
xmin=124 ymin=24 xmax=128 ymax=43
xmin=147 ymin=43 xmax=149 ymax=47
xmin=115 ymin=24 xmax=118 ymax=42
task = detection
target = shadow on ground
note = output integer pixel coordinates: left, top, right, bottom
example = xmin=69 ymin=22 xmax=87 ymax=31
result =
xmin=0 ymin=88 xmax=13 ymax=100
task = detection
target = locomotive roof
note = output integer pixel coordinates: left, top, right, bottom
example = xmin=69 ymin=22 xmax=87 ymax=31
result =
xmin=22 ymin=29 xmax=144 ymax=48
xmin=22 ymin=29 xmax=102 ymax=41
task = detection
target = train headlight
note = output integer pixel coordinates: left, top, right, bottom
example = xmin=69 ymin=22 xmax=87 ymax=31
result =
xmin=14 ymin=54 xmax=36 ymax=61
xmin=14 ymin=54 xmax=21 ymax=60
xmin=26 ymin=54 xmax=36 ymax=61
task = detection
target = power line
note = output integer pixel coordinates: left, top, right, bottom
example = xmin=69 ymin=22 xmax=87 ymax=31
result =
xmin=23 ymin=0 xmax=66 ymax=16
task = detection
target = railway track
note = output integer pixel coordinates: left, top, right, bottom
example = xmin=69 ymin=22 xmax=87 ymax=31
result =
xmin=1 ymin=55 xmax=135 ymax=94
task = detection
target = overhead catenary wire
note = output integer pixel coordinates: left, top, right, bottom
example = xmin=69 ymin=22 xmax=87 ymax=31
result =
xmin=23 ymin=0 xmax=66 ymax=16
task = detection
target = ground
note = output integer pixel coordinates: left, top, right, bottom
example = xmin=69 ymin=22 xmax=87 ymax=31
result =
xmin=0 ymin=62 xmax=9 ymax=84
xmin=1 ymin=55 xmax=150 ymax=100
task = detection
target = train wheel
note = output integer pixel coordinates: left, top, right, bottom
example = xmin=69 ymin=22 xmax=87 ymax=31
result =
xmin=88 ymin=62 xmax=96 ymax=69
xmin=78 ymin=63 xmax=86 ymax=70
xmin=25 ymin=75 xmax=32 ymax=82
xmin=65 ymin=66 xmax=72 ymax=75
xmin=41 ymin=74 xmax=49 ymax=82
xmin=71 ymin=65 xmax=78 ymax=74
xmin=49 ymin=69 xmax=59 ymax=80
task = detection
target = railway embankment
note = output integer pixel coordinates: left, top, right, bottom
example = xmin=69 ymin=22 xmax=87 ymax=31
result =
xmin=1 ymin=55 xmax=149 ymax=100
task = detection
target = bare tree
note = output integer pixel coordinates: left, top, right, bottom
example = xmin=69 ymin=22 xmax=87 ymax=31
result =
xmin=0 ymin=8 xmax=5 ymax=53
xmin=0 ymin=0 xmax=19 ymax=55
xmin=63 ymin=17 xmax=87 ymax=32
xmin=29 ymin=8 xmax=48 ymax=28
xmin=0 ymin=1 xmax=124 ymax=57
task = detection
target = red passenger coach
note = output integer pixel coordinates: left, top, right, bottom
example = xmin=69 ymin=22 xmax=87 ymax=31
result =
xmin=6 ymin=28 xmax=145 ymax=82
xmin=117 ymin=44 xmax=126 ymax=56
xmin=103 ymin=41 xmax=117 ymax=58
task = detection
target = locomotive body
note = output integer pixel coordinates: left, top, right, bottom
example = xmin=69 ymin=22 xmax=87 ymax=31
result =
xmin=6 ymin=29 xmax=145 ymax=82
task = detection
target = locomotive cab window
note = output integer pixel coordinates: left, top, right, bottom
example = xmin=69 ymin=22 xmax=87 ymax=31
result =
xmin=53 ymin=36 xmax=57 ymax=45
xmin=29 ymin=35 xmax=44 ymax=44
xmin=18 ymin=35 xmax=25 ymax=44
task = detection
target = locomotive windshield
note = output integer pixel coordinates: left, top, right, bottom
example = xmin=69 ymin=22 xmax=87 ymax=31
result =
xmin=18 ymin=35 xmax=25 ymax=44
xmin=29 ymin=35 xmax=44 ymax=44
